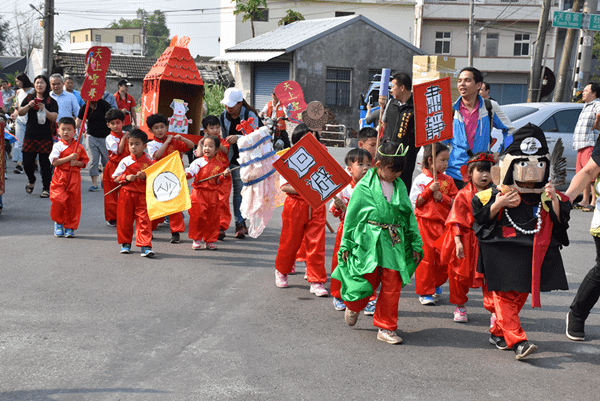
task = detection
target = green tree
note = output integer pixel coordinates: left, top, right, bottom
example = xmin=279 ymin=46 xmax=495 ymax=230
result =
xmin=279 ymin=9 xmax=304 ymax=26
xmin=232 ymin=0 xmax=268 ymax=38
xmin=110 ymin=9 xmax=170 ymax=57
xmin=204 ymin=83 xmax=226 ymax=116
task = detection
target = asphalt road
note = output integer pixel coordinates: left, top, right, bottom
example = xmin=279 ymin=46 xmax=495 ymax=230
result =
xmin=1 ymin=147 xmax=599 ymax=400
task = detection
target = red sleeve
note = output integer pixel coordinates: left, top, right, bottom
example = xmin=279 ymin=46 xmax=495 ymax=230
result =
xmin=446 ymin=189 xmax=474 ymax=229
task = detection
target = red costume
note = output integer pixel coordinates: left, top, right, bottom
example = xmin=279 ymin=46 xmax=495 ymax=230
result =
xmin=147 ymin=136 xmax=189 ymax=234
xmin=216 ymin=137 xmax=232 ymax=231
xmin=438 ymin=180 xmax=494 ymax=311
xmin=114 ymin=92 xmax=136 ymax=127
xmin=49 ymin=139 xmax=89 ymax=229
xmin=275 ymin=177 xmax=327 ymax=284
xmin=410 ymin=168 xmax=458 ymax=295
xmin=186 ymin=156 xmax=226 ymax=243
xmin=103 ymin=130 xmax=130 ymax=222
xmin=113 ymin=153 xmax=154 ymax=247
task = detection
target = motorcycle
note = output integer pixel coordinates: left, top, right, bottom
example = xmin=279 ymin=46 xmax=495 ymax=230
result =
xmin=264 ymin=116 xmax=290 ymax=151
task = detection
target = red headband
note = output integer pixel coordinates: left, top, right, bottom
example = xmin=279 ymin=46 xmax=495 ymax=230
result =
xmin=467 ymin=153 xmax=495 ymax=164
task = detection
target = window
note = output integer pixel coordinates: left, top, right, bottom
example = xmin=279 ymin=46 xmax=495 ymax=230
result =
xmin=85 ymin=35 xmax=88 ymax=41
xmin=326 ymin=68 xmax=351 ymax=107
xmin=95 ymin=35 xmax=101 ymax=42
xmin=539 ymin=109 xmax=582 ymax=132
xmin=251 ymin=8 xmax=268 ymax=21
xmin=435 ymin=32 xmax=451 ymax=54
xmin=335 ymin=11 xmax=355 ymax=17
xmin=472 ymin=32 xmax=480 ymax=58
xmin=486 ymin=33 xmax=499 ymax=57
xmin=116 ymin=36 xmax=124 ymax=43
xmin=514 ymin=34 xmax=530 ymax=56
xmin=72 ymin=36 xmax=75 ymax=43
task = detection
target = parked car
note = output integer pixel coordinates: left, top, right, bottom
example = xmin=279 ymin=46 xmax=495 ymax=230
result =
xmin=358 ymin=75 xmax=392 ymax=129
xmin=491 ymin=102 xmax=584 ymax=186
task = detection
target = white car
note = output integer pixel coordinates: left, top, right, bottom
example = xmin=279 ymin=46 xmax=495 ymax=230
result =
xmin=491 ymin=102 xmax=584 ymax=186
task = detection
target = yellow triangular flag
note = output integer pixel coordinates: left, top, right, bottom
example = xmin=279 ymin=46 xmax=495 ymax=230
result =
xmin=145 ymin=151 xmax=191 ymax=221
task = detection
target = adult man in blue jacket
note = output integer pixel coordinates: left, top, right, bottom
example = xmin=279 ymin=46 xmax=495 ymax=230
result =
xmin=447 ymin=67 xmax=509 ymax=189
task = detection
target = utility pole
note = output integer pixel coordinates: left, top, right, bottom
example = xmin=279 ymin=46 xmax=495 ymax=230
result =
xmin=467 ymin=0 xmax=474 ymax=67
xmin=528 ymin=0 xmax=552 ymax=102
xmin=554 ymin=0 xmax=584 ymax=102
xmin=576 ymin=0 xmax=598 ymax=94
xmin=42 ymin=0 xmax=54 ymax=75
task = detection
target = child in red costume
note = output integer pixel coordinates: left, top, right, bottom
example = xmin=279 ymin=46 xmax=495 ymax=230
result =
xmin=49 ymin=117 xmax=89 ymax=238
xmin=275 ymin=124 xmax=328 ymax=297
xmin=438 ymin=152 xmax=495 ymax=323
xmin=103 ymin=109 xmax=129 ymax=227
xmin=186 ymin=135 xmax=229 ymax=250
xmin=330 ymin=148 xmax=372 ymax=311
xmin=146 ymin=113 xmax=195 ymax=244
xmin=113 ymin=129 xmax=155 ymax=257
xmin=409 ymin=142 xmax=458 ymax=305
xmin=202 ymin=115 xmax=231 ymax=241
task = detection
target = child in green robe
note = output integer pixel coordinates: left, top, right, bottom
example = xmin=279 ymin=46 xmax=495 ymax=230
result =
xmin=332 ymin=141 xmax=423 ymax=344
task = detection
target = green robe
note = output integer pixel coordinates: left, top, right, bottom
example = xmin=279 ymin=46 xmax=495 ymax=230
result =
xmin=331 ymin=168 xmax=423 ymax=302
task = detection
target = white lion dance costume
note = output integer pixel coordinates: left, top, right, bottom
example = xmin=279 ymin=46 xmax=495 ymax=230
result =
xmin=237 ymin=126 xmax=286 ymax=237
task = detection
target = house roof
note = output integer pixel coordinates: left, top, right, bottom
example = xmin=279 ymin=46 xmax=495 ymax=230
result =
xmin=0 ymin=56 xmax=27 ymax=69
xmin=213 ymin=15 xmax=423 ymax=62
xmin=145 ymin=44 xmax=204 ymax=85
xmin=53 ymin=52 xmax=157 ymax=80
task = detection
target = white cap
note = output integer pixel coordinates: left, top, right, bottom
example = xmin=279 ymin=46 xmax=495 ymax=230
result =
xmin=221 ymin=87 xmax=244 ymax=108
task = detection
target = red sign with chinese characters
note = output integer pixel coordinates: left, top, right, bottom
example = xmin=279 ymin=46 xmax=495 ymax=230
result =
xmin=413 ymin=77 xmax=453 ymax=147
xmin=273 ymin=133 xmax=351 ymax=209
xmin=80 ymin=46 xmax=111 ymax=101
xmin=274 ymin=80 xmax=307 ymax=121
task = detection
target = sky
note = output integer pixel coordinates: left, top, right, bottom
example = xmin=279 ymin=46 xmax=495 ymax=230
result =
xmin=3 ymin=0 xmax=224 ymax=58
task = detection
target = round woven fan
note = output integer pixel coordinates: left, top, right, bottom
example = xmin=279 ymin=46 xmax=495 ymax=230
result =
xmin=301 ymin=101 xmax=328 ymax=131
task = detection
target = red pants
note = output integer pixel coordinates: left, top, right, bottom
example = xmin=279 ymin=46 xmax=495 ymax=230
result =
xmin=151 ymin=211 xmax=185 ymax=233
xmin=296 ymin=240 xmax=307 ymax=262
xmin=415 ymin=218 xmax=448 ymax=295
xmin=188 ymin=189 xmax=220 ymax=243
xmin=345 ymin=267 xmax=403 ymax=331
xmin=275 ymin=196 xmax=326 ymax=283
xmin=481 ymin=284 xmax=496 ymax=315
xmin=490 ymin=290 xmax=529 ymax=348
xmin=330 ymin=220 xmax=376 ymax=301
xmin=117 ymin=189 xmax=152 ymax=247
xmin=219 ymin=176 xmax=232 ymax=231
xmin=103 ymin=160 xmax=119 ymax=222
xmin=50 ymin=170 xmax=82 ymax=230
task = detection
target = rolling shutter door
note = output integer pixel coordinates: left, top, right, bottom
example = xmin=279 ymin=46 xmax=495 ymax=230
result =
xmin=253 ymin=62 xmax=290 ymax=111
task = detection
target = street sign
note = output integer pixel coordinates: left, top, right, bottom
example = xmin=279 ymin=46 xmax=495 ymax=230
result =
xmin=590 ymin=14 xmax=600 ymax=31
xmin=552 ymin=11 xmax=583 ymax=29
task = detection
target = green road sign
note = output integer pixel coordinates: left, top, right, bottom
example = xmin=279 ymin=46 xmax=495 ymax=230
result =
xmin=590 ymin=14 xmax=600 ymax=31
xmin=553 ymin=11 xmax=583 ymax=29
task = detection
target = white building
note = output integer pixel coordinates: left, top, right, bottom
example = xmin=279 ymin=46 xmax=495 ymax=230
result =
xmin=69 ymin=28 xmax=143 ymax=56
xmin=219 ymin=0 xmax=416 ymax=56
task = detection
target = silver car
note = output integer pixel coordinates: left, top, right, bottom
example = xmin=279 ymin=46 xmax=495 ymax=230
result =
xmin=492 ymin=102 xmax=584 ymax=185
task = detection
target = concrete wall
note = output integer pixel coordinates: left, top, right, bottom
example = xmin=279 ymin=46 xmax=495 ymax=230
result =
xmin=294 ymin=19 xmax=421 ymax=130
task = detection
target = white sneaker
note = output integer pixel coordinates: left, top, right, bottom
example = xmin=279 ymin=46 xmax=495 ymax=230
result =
xmin=345 ymin=308 xmax=359 ymax=326
xmin=309 ymin=282 xmax=328 ymax=297
xmin=192 ymin=240 xmax=206 ymax=250
xmin=377 ymin=329 xmax=403 ymax=344
xmin=275 ymin=270 xmax=288 ymax=288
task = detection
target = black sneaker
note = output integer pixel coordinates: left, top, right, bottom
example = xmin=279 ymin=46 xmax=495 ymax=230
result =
xmin=170 ymin=232 xmax=181 ymax=243
xmin=566 ymin=311 xmax=585 ymax=341
xmin=514 ymin=340 xmax=538 ymax=360
xmin=14 ymin=164 xmax=23 ymax=174
xmin=218 ymin=229 xmax=226 ymax=241
xmin=489 ymin=334 xmax=508 ymax=350
xmin=107 ymin=220 xmax=117 ymax=227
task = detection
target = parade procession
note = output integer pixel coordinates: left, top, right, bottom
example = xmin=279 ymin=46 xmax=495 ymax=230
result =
xmin=1 ymin=2 xmax=600 ymax=399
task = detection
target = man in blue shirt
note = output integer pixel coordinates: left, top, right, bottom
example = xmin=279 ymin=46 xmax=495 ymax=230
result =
xmin=64 ymin=76 xmax=85 ymax=107
xmin=50 ymin=73 xmax=80 ymax=120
